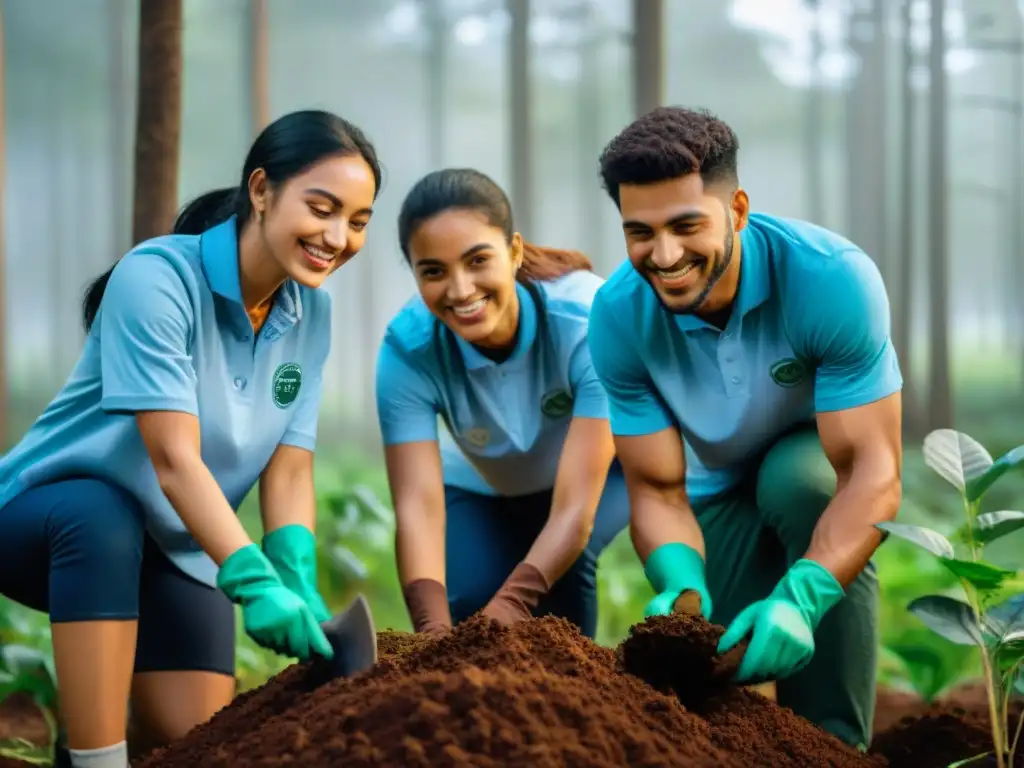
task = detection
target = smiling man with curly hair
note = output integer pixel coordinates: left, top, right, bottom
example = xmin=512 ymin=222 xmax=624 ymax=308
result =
xmin=588 ymin=105 xmax=904 ymax=750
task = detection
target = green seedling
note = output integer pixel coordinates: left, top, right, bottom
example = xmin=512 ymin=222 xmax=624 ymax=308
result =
xmin=877 ymin=429 xmax=1024 ymax=768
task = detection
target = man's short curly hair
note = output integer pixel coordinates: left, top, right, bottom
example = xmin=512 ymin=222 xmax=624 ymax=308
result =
xmin=598 ymin=106 xmax=740 ymax=207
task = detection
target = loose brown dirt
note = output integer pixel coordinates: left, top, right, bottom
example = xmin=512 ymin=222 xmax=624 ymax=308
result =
xmin=128 ymin=611 xmax=1024 ymax=767
xmin=136 ymin=613 xmax=882 ymax=767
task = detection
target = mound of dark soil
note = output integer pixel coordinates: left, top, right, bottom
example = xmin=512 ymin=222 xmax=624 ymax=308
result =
xmin=870 ymin=701 xmax=1024 ymax=768
xmin=137 ymin=613 xmax=879 ymax=768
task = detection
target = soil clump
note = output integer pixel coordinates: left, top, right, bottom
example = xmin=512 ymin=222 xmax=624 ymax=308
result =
xmin=138 ymin=613 xmax=879 ymax=768
xmin=871 ymin=700 xmax=1024 ymax=768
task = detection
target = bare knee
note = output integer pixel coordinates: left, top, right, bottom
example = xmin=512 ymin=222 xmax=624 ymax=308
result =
xmin=130 ymin=671 xmax=235 ymax=749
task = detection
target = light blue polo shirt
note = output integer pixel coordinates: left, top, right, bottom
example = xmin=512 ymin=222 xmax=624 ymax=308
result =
xmin=588 ymin=212 xmax=903 ymax=502
xmin=0 ymin=216 xmax=331 ymax=587
xmin=376 ymin=270 xmax=609 ymax=496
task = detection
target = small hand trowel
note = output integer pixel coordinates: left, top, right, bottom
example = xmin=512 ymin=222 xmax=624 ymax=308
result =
xmin=320 ymin=593 xmax=378 ymax=680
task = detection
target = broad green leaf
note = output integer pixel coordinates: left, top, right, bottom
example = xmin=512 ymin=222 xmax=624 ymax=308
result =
xmin=909 ymin=595 xmax=985 ymax=647
xmin=955 ymin=510 xmax=1024 ymax=545
xmin=979 ymin=578 xmax=1024 ymax=613
xmin=966 ymin=445 xmax=1024 ymax=502
xmin=988 ymin=595 xmax=1024 ymax=638
xmin=922 ymin=429 xmax=994 ymax=495
xmin=0 ymin=644 xmax=50 ymax=675
xmin=876 ymin=522 xmax=954 ymax=558
xmin=940 ymin=558 xmax=1016 ymax=590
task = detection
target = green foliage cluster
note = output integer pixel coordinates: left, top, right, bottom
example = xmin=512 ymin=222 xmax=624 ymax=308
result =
xmin=878 ymin=429 xmax=1024 ymax=768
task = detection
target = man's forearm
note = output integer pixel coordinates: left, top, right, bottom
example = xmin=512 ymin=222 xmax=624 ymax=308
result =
xmin=804 ymin=472 xmax=901 ymax=586
xmin=631 ymin=488 xmax=705 ymax=562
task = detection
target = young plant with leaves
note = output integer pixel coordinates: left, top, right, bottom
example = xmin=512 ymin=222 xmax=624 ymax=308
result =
xmin=877 ymin=429 xmax=1024 ymax=768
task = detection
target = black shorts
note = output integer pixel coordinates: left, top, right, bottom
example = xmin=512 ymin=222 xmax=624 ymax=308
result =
xmin=0 ymin=478 xmax=235 ymax=676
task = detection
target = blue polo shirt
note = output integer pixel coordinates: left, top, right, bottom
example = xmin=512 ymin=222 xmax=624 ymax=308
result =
xmin=0 ymin=217 xmax=331 ymax=587
xmin=376 ymin=270 xmax=609 ymax=496
xmin=588 ymin=212 xmax=902 ymax=501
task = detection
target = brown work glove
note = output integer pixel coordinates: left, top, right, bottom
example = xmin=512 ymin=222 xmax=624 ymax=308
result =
xmin=481 ymin=562 xmax=550 ymax=627
xmin=402 ymin=578 xmax=452 ymax=636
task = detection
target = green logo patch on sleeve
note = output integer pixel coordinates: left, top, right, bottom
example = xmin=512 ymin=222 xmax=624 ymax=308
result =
xmin=540 ymin=389 xmax=574 ymax=418
xmin=769 ymin=357 xmax=808 ymax=388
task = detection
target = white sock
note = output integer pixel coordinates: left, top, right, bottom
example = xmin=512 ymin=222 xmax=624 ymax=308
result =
xmin=69 ymin=741 xmax=129 ymax=768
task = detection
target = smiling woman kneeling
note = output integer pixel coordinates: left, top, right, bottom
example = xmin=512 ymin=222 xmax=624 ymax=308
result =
xmin=376 ymin=168 xmax=630 ymax=639
xmin=0 ymin=110 xmax=381 ymax=768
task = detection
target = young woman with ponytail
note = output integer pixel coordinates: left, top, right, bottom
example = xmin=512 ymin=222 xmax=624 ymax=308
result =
xmin=0 ymin=109 xmax=381 ymax=768
xmin=376 ymin=168 xmax=629 ymax=639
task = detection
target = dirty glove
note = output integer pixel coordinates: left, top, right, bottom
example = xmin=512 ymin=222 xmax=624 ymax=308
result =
xmin=482 ymin=562 xmax=550 ymax=627
xmin=717 ymin=558 xmax=844 ymax=683
xmin=642 ymin=542 xmax=713 ymax=620
xmin=217 ymin=544 xmax=334 ymax=661
xmin=403 ymin=578 xmax=453 ymax=636
xmin=262 ymin=524 xmax=331 ymax=623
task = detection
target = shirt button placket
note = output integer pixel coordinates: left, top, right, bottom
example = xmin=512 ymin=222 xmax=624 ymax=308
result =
xmin=719 ymin=331 xmax=742 ymax=397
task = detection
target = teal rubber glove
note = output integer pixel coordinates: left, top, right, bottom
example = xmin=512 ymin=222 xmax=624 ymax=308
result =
xmin=717 ymin=558 xmax=844 ymax=683
xmin=217 ymin=544 xmax=334 ymax=662
xmin=643 ymin=542 xmax=713 ymax=620
xmin=262 ymin=524 xmax=330 ymax=623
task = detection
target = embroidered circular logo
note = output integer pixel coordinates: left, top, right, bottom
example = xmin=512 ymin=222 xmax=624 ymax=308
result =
xmin=272 ymin=363 xmax=302 ymax=408
xmin=464 ymin=428 xmax=490 ymax=448
xmin=541 ymin=389 xmax=574 ymax=418
xmin=769 ymin=357 xmax=808 ymax=388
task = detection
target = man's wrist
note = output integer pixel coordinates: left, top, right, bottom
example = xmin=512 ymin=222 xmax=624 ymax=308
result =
xmin=773 ymin=558 xmax=845 ymax=629
xmin=644 ymin=542 xmax=706 ymax=592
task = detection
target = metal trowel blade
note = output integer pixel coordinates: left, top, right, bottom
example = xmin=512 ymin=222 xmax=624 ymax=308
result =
xmin=320 ymin=593 xmax=378 ymax=680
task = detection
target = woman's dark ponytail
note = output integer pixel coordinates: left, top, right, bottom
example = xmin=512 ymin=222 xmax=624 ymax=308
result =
xmin=79 ymin=188 xmax=239 ymax=333
xmin=170 ymin=187 xmax=240 ymax=235
xmin=516 ymin=242 xmax=593 ymax=283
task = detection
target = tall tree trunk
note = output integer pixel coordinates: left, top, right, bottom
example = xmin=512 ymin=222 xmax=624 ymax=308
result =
xmin=0 ymin=4 xmax=7 ymax=446
xmin=508 ymin=0 xmax=533 ymax=237
xmin=927 ymin=0 xmax=953 ymax=429
xmin=896 ymin=0 xmax=921 ymax=437
xmin=250 ymin=0 xmax=270 ymax=137
xmin=132 ymin=0 xmax=183 ymax=244
xmin=844 ymin=1 xmax=887 ymax=274
xmin=1014 ymin=19 xmax=1024 ymax=390
xmin=110 ymin=0 xmax=132 ymax=257
xmin=632 ymin=0 xmax=664 ymax=118
xmin=578 ymin=2 xmax=604 ymax=269
xmin=425 ymin=0 xmax=446 ymax=167
xmin=804 ymin=0 xmax=825 ymax=225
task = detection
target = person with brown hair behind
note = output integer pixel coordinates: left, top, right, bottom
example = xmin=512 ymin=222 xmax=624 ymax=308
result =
xmin=375 ymin=168 xmax=629 ymax=638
